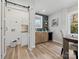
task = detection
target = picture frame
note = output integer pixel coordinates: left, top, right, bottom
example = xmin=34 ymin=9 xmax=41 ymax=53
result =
xmin=51 ymin=18 xmax=58 ymax=27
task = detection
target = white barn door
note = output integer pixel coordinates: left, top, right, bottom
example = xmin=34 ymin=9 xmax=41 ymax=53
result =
xmin=5 ymin=4 xmax=29 ymax=48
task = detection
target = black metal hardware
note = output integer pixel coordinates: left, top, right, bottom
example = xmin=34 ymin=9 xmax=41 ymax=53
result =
xmin=5 ymin=0 xmax=30 ymax=8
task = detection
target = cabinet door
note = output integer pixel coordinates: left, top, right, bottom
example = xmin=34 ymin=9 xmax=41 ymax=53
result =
xmin=35 ymin=32 xmax=42 ymax=44
xmin=43 ymin=32 xmax=48 ymax=42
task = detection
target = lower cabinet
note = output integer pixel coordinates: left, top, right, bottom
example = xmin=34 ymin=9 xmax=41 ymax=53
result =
xmin=35 ymin=32 xmax=48 ymax=44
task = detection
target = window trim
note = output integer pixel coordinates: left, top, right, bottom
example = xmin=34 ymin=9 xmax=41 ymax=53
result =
xmin=67 ymin=11 xmax=78 ymax=35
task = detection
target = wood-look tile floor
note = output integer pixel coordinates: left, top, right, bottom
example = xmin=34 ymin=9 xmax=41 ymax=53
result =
xmin=4 ymin=45 xmax=30 ymax=59
xmin=5 ymin=42 xmax=76 ymax=59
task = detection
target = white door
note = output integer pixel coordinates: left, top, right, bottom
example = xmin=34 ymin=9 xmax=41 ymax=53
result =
xmin=5 ymin=5 xmax=29 ymax=47
xmin=5 ymin=8 xmax=20 ymax=46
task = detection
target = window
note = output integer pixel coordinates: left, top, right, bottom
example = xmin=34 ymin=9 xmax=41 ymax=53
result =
xmin=35 ymin=15 xmax=43 ymax=28
xmin=71 ymin=13 xmax=78 ymax=34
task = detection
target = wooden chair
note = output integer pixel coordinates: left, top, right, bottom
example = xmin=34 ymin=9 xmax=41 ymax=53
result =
xmin=70 ymin=43 xmax=78 ymax=59
xmin=61 ymin=43 xmax=78 ymax=59
xmin=60 ymin=30 xmax=78 ymax=59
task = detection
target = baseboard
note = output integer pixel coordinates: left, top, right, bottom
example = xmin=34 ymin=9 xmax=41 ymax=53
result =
xmin=32 ymin=45 xmax=35 ymax=48
xmin=53 ymin=40 xmax=63 ymax=45
xmin=22 ymin=45 xmax=28 ymax=47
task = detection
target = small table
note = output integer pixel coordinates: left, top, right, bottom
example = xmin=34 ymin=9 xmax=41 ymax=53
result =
xmin=63 ymin=36 xmax=78 ymax=59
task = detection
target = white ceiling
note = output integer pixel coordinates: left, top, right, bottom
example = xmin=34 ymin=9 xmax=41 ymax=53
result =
xmin=7 ymin=0 xmax=78 ymax=15
xmin=35 ymin=0 xmax=78 ymax=15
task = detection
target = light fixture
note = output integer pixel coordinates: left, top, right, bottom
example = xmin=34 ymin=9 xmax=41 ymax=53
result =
xmin=42 ymin=10 xmax=46 ymax=12
xmin=37 ymin=10 xmax=46 ymax=12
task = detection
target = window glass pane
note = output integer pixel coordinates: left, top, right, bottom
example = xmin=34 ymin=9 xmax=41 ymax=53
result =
xmin=35 ymin=15 xmax=43 ymax=28
xmin=71 ymin=13 xmax=78 ymax=33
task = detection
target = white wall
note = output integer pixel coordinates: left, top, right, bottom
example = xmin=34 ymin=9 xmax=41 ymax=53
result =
xmin=1 ymin=1 xmax=6 ymax=59
xmin=48 ymin=4 xmax=78 ymax=44
xmin=7 ymin=0 xmax=30 ymax=6
xmin=0 ymin=1 xmax=1 ymax=59
xmin=28 ymin=0 xmax=35 ymax=49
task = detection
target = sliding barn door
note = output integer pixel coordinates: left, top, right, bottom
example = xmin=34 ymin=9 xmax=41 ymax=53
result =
xmin=5 ymin=4 xmax=29 ymax=49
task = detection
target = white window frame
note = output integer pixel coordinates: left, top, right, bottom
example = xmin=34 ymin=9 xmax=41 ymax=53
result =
xmin=35 ymin=15 xmax=43 ymax=28
xmin=67 ymin=11 xmax=78 ymax=35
